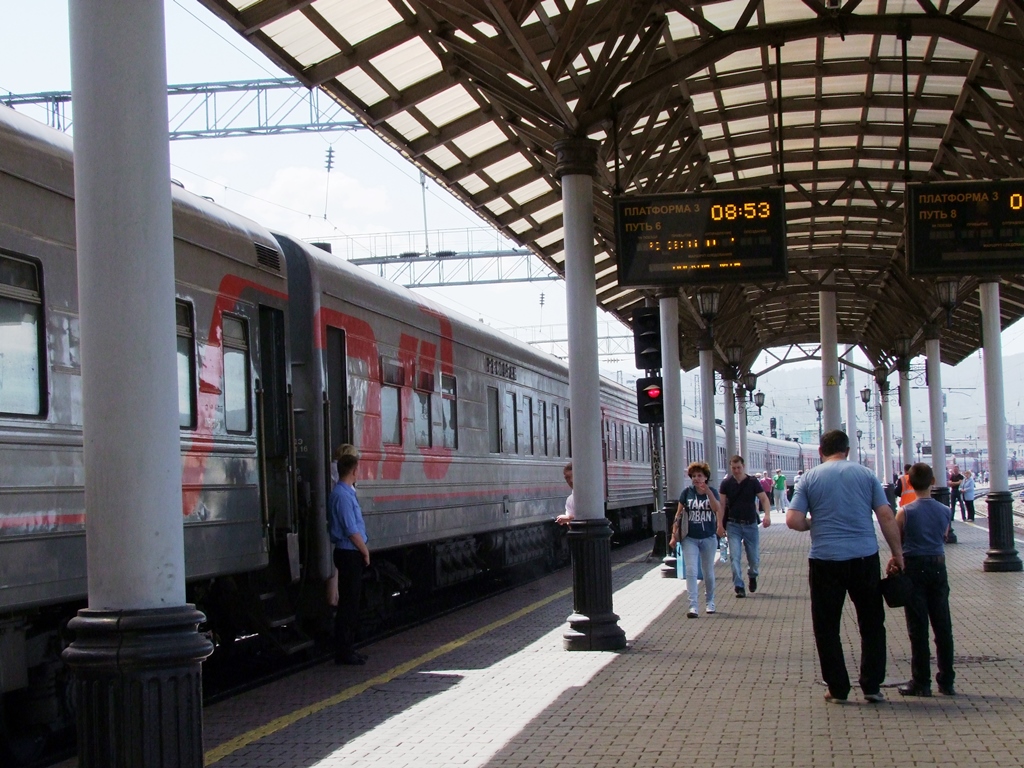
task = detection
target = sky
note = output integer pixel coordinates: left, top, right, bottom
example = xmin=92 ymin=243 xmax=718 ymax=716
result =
xmin=4 ymin=0 xmax=1024 ymax=442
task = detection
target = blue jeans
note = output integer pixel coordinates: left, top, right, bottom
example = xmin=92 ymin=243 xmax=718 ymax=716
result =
xmin=727 ymin=521 xmax=759 ymax=588
xmin=682 ymin=536 xmax=717 ymax=611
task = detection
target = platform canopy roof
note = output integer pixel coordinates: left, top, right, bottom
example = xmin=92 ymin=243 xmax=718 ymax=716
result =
xmin=197 ymin=0 xmax=1024 ymax=374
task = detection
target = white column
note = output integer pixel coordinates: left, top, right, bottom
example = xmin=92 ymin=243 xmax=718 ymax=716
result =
xmin=926 ymin=329 xmax=947 ymax=490
xmin=845 ymin=348 xmax=859 ymax=456
xmin=738 ymin=387 xmax=748 ymax=460
xmin=900 ymin=359 xmax=914 ymax=468
xmin=562 ymin=173 xmax=603 ymax=521
xmin=724 ymin=379 xmax=737 ymax=461
xmin=980 ymin=282 xmax=1009 ymax=492
xmin=874 ymin=389 xmax=884 ymax=481
xmin=71 ymin=0 xmax=184 ymax=609
xmin=880 ymin=378 xmax=894 ymax=483
xmin=819 ymin=273 xmax=842 ymax=431
xmin=699 ymin=342 xmax=718 ymax=482
xmin=660 ymin=297 xmax=685 ymax=498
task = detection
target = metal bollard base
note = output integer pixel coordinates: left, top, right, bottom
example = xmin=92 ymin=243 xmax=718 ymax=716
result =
xmin=563 ymin=518 xmax=627 ymax=651
xmin=982 ymin=491 xmax=1023 ymax=572
xmin=62 ymin=605 xmax=214 ymax=768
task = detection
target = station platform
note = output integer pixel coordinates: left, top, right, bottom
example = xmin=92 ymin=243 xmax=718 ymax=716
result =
xmin=68 ymin=507 xmax=1024 ymax=767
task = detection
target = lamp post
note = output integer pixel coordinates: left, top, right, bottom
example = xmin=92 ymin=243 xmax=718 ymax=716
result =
xmin=916 ymin=441 xmax=922 ymax=462
xmin=935 ymin=277 xmax=961 ymax=328
xmin=856 ymin=429 xmax=863 ymax=465
xmin=695 ymin=287 xmax=721 ymax=339
xmin=814 ymin=395 xmax=824 ymax=438
xmin=895 ymin=436 xmax=903 ymax=474
xmin=754 ymin=390 xmax=765 ymax=415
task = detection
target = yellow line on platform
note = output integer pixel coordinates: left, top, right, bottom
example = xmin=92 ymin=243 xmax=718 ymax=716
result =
xmin=204 ymin=554 xmax=646 ymax=764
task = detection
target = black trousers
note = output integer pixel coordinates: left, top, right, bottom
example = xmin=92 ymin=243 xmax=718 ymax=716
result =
xmin=333 ymin=548 xmax=364 ymax=659
xmin=808 ymin=553 xmax=887 ymax=698
xmin=964 ymin=498 xmax=975 ymax=521
xmin=903 ymin=556 xmax=955 ymax=689
xmin=950 ymin=488 xmax=966 ymax=519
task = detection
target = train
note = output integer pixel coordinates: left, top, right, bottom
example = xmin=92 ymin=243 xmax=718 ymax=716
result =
xmin=0 ymin=103 xmax=815 ymax=757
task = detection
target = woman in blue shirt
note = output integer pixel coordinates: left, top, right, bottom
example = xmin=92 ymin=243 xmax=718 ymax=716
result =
xmin=669 ymin=462 xmax=724 ymax=618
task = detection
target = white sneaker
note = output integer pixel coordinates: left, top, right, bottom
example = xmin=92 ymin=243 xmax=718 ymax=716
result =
xmin=706 ymin=603 xmax=716 ymax=614
xmin=686 ymin=608 xmax=698 ymax=618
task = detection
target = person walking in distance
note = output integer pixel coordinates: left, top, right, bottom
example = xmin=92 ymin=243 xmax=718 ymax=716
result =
xmin=786 ymin=430 xmax=904 ymax=703
xmin=773 ymin=469 xmax=787 ymax=513
xmin=719 ymin=455 xmax=772 ymax=598
xmin=961 ymin=469 xmax=976 ymax=522
xmin=669 ymin=462 xmax=724 ymax=617
xmin=328 ymin=452 xmax=370 ymax=665
xmin=949 ymin=464 xmax=966 ymax=522
xmin=556 ymin=462 xmax=574 ymax=526
xmin=893 ymin=462 xmax=956 ymax=697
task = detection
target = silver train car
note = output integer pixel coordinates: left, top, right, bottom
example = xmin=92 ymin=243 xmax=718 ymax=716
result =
xmin=0 ymin=105 xmax=655 ymax=755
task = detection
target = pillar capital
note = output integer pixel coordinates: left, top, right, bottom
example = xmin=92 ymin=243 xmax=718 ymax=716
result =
xmin=923 ymin=323 xmax=942 ymax=341
xmin=695 ymin=331 xmax=715 ymax=351
xmin=554 ymin=137 xmax=599 ymax=179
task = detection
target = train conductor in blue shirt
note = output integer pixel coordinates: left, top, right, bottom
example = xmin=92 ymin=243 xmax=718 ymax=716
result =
xmin=328 ymin=451 xmax=370 ymax=665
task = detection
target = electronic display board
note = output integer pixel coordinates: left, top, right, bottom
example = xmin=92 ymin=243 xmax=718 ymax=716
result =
xmin=614 ymin=187 xmax=787 ymax=287
xmin=906 ymin=179 xmax=1024 ymax=276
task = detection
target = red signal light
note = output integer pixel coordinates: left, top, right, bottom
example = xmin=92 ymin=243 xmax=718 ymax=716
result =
xmin=645 ymin=385 xmax=661 ymax=399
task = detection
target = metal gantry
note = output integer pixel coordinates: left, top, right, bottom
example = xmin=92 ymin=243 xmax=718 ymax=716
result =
xmin=3 ymin=78 xmax=363 ymax=139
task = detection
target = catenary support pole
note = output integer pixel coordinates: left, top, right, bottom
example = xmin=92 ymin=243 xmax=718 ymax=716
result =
xmin=555 ymin=137 xmax=626 ymax=650
xmin=737 ymin=384 xmax=748 ymax=462
xmin=978 ymin=281 xmax=1022 ymax=571
xmin=874 ymin=386 xmax=885 ymax=483
xmin=63 ymin=2 xmax=212 ymax=765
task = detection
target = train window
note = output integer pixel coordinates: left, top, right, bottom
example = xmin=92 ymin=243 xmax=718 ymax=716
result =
xmin=503 ymin=390 xmax=518 ymax=453
xmin=566 ymin=408 xmax=572 ymax=458
xmin=487 ymin=386 xmax=500 ymax=453
xmin=552 ymin=403 xmax=560 ymax=456
xmin=524 ymin=396 xmax=534 ymax=454
xmin=441 ymin=374 xmax=457 ymax=450
xmin=176 ymin=301 xmax=196 ymax=429
xmin=0 ymin=254 xmax=44 ymax=417
xmin=382 ymin=385 xmax=401 ymax=445
xmin=413 ymin=392 xmax=431 ymax=447
xmin=414 ymin=368 xmax=432 ymax=448
xmin=540 ymin=400 xmax=548 ymax=455
xmin=381 ymin=357 xmax=402 ymax=445
xmin=222 ymin=314 xmax=251 ymax=433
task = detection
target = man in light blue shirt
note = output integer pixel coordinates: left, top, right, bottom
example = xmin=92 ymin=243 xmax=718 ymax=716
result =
xmin=328 ymin=452 xmax=369 ymax=665
xmin=787 ymin=430 xmax=904 ymax=704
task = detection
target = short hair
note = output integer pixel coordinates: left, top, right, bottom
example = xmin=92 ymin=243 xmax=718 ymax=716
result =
xmin=563 ymin=462 xmax=573 ymax=473
xmin=908 ymin=462 xmax=934 ymax=492
xmin=904 ymin=464 xmax=912 ymax=473
xmin=819 ymin=429 xmax=850 ymax=456
xmin=729 ymin=455 xmax=745 ymax=465
xmin=336 ymin=453 xmax=359 ymax=479
xmin=333 ymin=443 xmax=359 ymax=460
xmin=687 ymin=461 xmax=711 ymax=479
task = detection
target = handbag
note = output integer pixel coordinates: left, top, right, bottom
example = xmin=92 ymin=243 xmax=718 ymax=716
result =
xmin=880 ymin=571 xmax=913 ymax=608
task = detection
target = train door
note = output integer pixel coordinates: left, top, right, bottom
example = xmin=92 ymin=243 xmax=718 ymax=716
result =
xmin=324 ymin=326 xmax=350 ymax=492
xmin=257 ymin=305 xmax=295 ymax=545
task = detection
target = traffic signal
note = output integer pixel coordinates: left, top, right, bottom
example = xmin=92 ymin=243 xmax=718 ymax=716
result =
xmin=632 ymin=307 xmax=661 ymax=370
xmin=636 ymin=376 xmax=664 ymax=424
